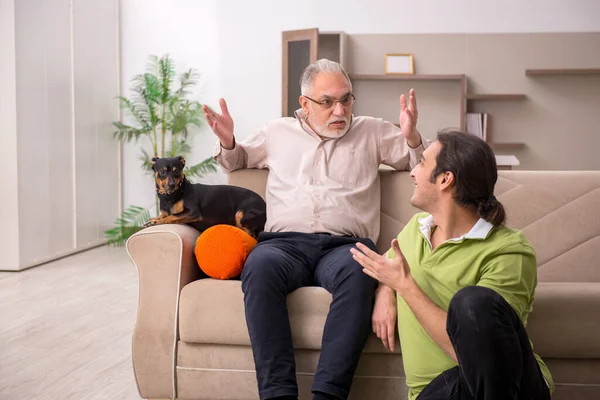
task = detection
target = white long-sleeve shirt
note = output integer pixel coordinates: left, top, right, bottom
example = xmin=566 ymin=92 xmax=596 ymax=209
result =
xmin=213 ymin=109 xmax=430 ymax=243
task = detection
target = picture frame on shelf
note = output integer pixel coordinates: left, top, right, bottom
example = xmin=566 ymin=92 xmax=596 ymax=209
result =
xmin=384 ymin=54 xmax=414 ymax=75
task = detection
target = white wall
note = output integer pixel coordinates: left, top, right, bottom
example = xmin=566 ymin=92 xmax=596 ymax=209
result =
xmin=120 ymin=0 xmax=600 ymax=209
xmin=120 ymin=0 xmax=223 ymax=212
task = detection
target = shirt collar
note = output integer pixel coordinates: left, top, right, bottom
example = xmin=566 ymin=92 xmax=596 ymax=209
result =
xmin=418 ymin=214 xmax=494 ymax=248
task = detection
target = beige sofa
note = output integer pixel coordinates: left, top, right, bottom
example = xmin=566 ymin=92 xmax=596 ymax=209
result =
xmin=127 ymin=169 xmax=600 ymax=400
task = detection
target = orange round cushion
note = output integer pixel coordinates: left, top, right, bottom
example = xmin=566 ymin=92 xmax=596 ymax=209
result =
xmin=194 ymin=224 xmax=258 ymax=279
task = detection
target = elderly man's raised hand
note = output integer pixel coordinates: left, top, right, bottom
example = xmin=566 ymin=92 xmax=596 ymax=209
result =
xmin=203 ymin=98 xmax=235 ymax=150
xmin=399 ymin=89 xmax=421 ymax=148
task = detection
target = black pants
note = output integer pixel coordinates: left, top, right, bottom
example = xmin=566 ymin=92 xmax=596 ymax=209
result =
xmin=240 ymin=232 xmax=378 ymax=400
xmin=417 ymin=286 xmax=552 ymax=400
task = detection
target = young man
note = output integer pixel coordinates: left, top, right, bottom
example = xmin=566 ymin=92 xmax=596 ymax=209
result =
xmin=351 ymin=129 xmax=554 ymax=400
xmin=202 ymin=59 xmax=430 ymax=400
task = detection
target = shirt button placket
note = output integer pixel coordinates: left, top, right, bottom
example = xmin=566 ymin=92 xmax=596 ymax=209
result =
xmin=313 ymin=146 xmax=324 ymax=227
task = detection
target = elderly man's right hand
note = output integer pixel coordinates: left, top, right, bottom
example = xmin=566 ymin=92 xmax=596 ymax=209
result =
xmin=202 ymin=98 xmax=235 ymax=150
xmin=372 ymin=284 xmax=398 ymax=352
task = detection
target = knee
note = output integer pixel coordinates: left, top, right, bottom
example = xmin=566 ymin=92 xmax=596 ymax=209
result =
xmin=240 ymin=247 xmax=280 ymax=288
xmin=334 ymin=261 xmax=378 ymax=299
xmin=448 ymin=286 xmax=500 ymax=328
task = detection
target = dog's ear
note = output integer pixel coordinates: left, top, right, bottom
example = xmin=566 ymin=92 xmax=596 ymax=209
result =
xmin=151 ymin=157 xmax=159 ymax=170
xmin=177 ymin=156 xmax=186 ymax=168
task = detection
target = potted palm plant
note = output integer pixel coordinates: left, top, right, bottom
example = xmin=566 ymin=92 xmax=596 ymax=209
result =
xmin=105 ymin=54 xmax=217 ymax=246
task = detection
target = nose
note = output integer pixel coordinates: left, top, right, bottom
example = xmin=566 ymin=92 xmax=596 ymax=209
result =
xmin=410 ymin=166 xmax=417 ymax=178
xmin=332 ymin=101 xmax=345 ymax=116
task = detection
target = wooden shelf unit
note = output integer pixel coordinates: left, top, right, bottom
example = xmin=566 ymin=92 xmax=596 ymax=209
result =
xmin=349 ymin=74 xmax=465 ymax=81
xmin=466 ymin=94 xmax=527 ymax=100
xmin=488 ymin=142 xmax=526 ymax=150
xmin=525 ymin=68 xmax=600 ymax=76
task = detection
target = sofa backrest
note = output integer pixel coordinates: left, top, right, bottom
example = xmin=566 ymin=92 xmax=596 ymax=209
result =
xmin=228 ymin=169 xmax=600 ymax=283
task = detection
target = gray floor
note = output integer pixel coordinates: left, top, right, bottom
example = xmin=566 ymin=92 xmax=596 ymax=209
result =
xmin=0 ymin=246 xmax=141 ymax=400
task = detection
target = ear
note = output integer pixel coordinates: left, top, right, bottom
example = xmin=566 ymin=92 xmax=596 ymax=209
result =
xmin=151 ymin=157 xmax=159 ymax=170
xmin=439 ymin=171 xmax=455 ymax=192
xmin=299 ymin=95 xmax=310 ymax=115
xmin=177 ymin=156 xmax=186 ymax=168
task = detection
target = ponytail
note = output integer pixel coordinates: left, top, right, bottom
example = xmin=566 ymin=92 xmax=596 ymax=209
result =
xmin=477 ymin=196 xmax=506 ymax=226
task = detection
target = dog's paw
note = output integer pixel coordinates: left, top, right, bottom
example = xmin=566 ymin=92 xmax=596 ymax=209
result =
xmin=144 ymin=219 xmax=158 ymax=228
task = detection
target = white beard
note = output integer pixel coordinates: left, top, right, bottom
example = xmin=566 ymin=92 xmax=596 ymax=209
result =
xmin=308 ymin=116 xmax=350 ymax=139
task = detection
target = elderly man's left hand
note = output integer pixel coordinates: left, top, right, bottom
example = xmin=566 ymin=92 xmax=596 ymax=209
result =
xmin=399 ymin=89 xmax=421 ymax=148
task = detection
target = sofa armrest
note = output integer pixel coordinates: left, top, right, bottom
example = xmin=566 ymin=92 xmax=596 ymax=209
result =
xmin=126 ymin=224 xmax=202 ymax=399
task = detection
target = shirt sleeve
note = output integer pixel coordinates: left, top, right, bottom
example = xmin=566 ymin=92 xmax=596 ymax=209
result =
xmin=213 ymin=126 xmax=268 ymax=172
xmin=476 ymin=244 xmax=538 ymax=319
xmin=378 ymin=121 xmax=432 ymax=171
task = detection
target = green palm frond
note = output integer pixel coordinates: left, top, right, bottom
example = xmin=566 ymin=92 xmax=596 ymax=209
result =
xmin=168 ymin=100 xmax=204 ymax=138
xmin=104 ymin=205 xmax=151 ymax=247
xmin=131 ymin=73 xmax=160 ymax=127
xmin=139 ymin=148 xmax=155 ymax=173
xmin=185 ymin=157 xmax=218 ymax=180
xmin=174 ymin=69 xmax=200 ymax=98
xmin=143 ymin=73 xmax=162 ymax=103
xmin=145 ymin=55 xmax=159 ymax=72
xmin=168 ymin=140 xmax=192 ymax=158
xmin=112 ymin=121 xmax=150 ymax=143
xmin=158 ymin=55 xmax=176 ymax=104
xmin=117 ymin=96 xmax=152 ymax=132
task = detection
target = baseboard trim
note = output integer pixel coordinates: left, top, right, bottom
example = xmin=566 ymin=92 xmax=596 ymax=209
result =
xmin=0 ymin=241 xmax=108 ymax=272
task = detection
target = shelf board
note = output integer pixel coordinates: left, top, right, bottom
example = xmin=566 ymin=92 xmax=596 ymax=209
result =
xmin=525 ymin=68 xmax=600 ymax=76
xmin=495 ymin=155 xmax=520 ymax=167
xmin=467 ymin=94 xmax=527 ymax=100
xmin=488 ymin=142 xmax=526 ymax=150
xmin=350 ymin=74 xmax=465 ymax=81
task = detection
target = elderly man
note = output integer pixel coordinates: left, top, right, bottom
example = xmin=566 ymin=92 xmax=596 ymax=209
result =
xmin=202 ymin=58 xmax=430 ymax=400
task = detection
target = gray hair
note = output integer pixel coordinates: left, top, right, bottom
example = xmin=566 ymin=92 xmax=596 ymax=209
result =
xmin=299 ymin=58 xmax=352 ymax=96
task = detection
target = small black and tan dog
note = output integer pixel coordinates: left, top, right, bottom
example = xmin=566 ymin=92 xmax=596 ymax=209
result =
xmin=143 ymin=156 xmax=267 ymax=238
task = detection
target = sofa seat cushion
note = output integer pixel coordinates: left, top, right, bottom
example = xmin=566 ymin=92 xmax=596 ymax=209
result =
xmin=178 ymin=279 xmax=397 ymax=353
xmin=178 ymin=279 xmax=600 ymax=358
xmin=526 ymin=282 xmax=600 ymax=358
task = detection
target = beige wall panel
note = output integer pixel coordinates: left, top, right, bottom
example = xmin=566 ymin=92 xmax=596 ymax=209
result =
xmin=465 ymin=33 xmax=600 ymax=170
xmin=347 ymin=32 xmax=600 ymax=171
xmin=470 ymin=76 xmax=600 ymax=170
xmin=73 ymin=0 xmax=120 ymax=247
xmin=347 ymin=34 xmax=467 ymax=76
xmin=465 ymin=33 xmax=533 ymax=94
xmin=15 ymin=0 xmax=75 ymax=267
xmin=4 ymin=0 xmax=120 ymax=270
xmin=0 ymin=0 xmax=20 ymax=270
xmin=465 ymin=33 xmax=600 ymax=93
xmin=352 ymin=80 xmax=462 ymax=141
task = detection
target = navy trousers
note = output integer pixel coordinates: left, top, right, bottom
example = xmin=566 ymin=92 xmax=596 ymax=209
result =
xmin=417 ymin=286 xmax=552 ymax=400
xmin=240 ymin=232 xmax=379 ymax=400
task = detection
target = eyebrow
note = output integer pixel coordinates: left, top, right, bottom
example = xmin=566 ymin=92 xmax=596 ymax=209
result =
xmin=321 ymin=92 xmax=352 ymax=99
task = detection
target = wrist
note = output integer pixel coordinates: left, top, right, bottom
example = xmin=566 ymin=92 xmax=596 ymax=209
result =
xmin=407 ymin=132 xmax=422 ymax=149
xmin=394 ymin=275 xmax=417 ymax=298
xmin=221 ymin=137 xmax=235 ymax=150
xmin=377 ymin=284 xmax=396 ymax=296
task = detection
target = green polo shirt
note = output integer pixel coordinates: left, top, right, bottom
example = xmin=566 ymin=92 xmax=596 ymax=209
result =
xmin=387 ymin=212 xmax=554 ymax=400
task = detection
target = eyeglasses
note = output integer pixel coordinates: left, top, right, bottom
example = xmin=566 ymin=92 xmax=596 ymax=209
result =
xmin=303 ymin=94 xmax=355 ymax=109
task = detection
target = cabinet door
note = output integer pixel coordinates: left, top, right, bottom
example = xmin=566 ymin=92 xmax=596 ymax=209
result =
xmin=282 ymin=28 xmax=318 ymax=117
